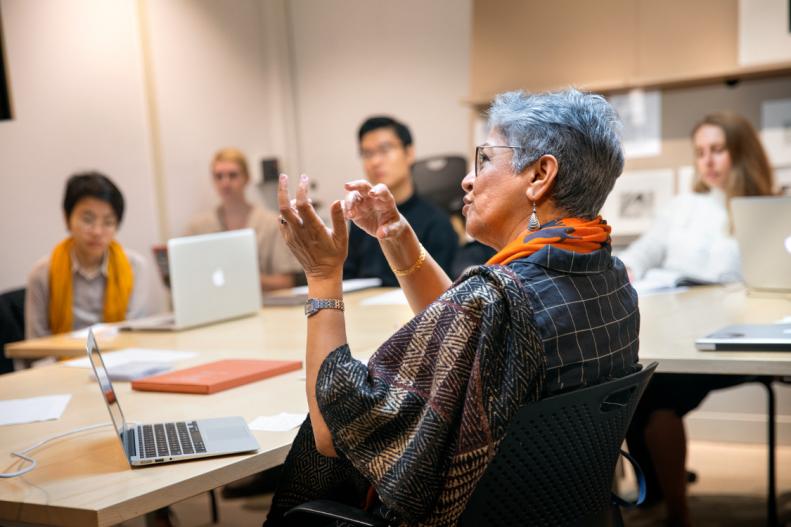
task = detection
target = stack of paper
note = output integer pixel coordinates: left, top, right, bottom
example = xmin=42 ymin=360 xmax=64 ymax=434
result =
xmin=0 ymin=394 xmax=71 ymax=426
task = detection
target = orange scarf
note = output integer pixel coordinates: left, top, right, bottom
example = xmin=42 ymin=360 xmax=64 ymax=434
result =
xmin=487 ymin=217 xmax=611 ymax=266
xmin=48 ymin=237 xmax=134 ymax=334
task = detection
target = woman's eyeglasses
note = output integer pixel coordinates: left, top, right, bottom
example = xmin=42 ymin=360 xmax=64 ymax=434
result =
xmin=475 ymin=145 xmax=522 ymax=178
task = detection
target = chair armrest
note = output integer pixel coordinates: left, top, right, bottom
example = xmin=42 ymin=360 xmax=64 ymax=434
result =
xmin=284 ymin=499 xmax=389 ymax=527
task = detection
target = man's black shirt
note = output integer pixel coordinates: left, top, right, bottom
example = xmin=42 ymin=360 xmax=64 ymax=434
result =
xmin=343 ymin=193 xmax=458 ymax=287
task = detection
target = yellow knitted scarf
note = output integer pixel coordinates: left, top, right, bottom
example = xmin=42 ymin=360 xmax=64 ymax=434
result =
xmin=48 ymin=237 xmax=134 ymax=334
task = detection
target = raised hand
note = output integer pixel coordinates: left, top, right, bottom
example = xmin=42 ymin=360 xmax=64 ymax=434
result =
xmin=278 ymin=174 xmax=348 ymax=280
xmin=343 ymin=180 xmax=407 ymax=240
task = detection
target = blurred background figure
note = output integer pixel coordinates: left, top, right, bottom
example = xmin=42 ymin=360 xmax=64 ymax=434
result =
xmin=623 ymin=112 xmax=775 ymax=527
xmin=26 ymin=172 xmax=151 ymax=339
xmin=344 ymin=116 xmax=458 ymax=286
xmin=186 ymin=147 xmax=303 ymax=292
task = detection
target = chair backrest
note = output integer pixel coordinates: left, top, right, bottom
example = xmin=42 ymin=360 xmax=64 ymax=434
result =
xmin=460 ymin=362 xmax=657 ymax=527
xmin=411 ymin=155 xmax=467 ymax=215
xmin=0 ymin=287 xmax=26 ymax=374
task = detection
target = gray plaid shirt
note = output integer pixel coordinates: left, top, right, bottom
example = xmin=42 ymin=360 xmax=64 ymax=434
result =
xmin=507 ymin=244 xmax=640 ymax=394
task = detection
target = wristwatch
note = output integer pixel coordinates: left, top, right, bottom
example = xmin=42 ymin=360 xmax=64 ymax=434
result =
xmin=304 ymin=298 xmax=345 ymax=317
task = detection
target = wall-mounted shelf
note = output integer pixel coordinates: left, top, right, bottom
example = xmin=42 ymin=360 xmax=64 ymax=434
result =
xmin=466 ymin=60 xmax=791 ymax=108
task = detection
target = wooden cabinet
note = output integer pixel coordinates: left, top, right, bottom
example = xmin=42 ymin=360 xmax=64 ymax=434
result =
xmin=634 ymin=0 xmax=737 ymax=82
xmin=469 ymin=0 xmax=789 ymax=102
xmin=471 ymin=0 xmax=637 ymax=97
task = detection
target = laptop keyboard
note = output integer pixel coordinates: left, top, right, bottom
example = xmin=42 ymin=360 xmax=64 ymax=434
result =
xmin=137 ymin=421 xmax=207 ymax=459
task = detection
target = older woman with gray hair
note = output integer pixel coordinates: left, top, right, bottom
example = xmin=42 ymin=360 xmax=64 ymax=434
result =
xmin=265 ymin=88 xmax=640 ymax=526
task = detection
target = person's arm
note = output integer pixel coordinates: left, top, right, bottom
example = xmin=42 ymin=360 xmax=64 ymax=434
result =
xmin=380 ymin=226 xmax=452 ymax=314
xmin=25 ymin=261 xmax=51 ymax=339
xmin=344 ymin=181 xmax=452 ymax=314
xmin=278 ymin=174 xmax=348 ymax=457
xmin=125 ymin=251 xmax=151 ymax=319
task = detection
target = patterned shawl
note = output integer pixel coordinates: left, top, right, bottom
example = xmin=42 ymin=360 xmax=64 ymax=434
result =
xmin=266 ymin=264 xmax=546 ymax=526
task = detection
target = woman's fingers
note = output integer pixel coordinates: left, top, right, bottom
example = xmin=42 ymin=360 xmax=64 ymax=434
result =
xmin=344 ymin=180 xmax=373 ymax=193
xmin=294 ymin=174 xmax=324 ymax=230
xmin=329 ymin=200 xmax=348 ymax=245
xmin=277 ymin=174 xmax=300 ymax=224
xmin=369 ymin=183 xmax=396 ymax=204
xmin=343 ymin=190 xmax=364 ymax=219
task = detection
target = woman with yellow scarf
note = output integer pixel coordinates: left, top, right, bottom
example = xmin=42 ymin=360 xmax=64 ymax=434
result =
xmin=25 ymin=172 xmax=149 ymax=338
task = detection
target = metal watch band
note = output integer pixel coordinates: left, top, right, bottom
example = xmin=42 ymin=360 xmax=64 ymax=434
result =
xmin=304 ymin=298 xmax=345 ymax=317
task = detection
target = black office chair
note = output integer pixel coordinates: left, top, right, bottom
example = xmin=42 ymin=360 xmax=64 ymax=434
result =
xmin=285 ymin=362 xmax=657 ymax=527
xmin=411 ymin=155 xmax=467 ymax=215
xmin=0 ymin=287 xmax=25 ymax=374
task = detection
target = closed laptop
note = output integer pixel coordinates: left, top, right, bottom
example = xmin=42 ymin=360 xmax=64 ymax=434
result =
xmin=695 ymin=323 xmax=791 ymax=351
xmin=731 ymin=196 xmax=791 ymax=293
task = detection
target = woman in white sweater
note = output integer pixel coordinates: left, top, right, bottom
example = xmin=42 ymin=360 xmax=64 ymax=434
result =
xmin=625 ymin=112 xmax=775 ymax=527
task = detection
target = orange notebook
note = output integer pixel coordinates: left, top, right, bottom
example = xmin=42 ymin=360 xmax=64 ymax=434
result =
xmin=131 ymin=359 xmax=303 ymax=395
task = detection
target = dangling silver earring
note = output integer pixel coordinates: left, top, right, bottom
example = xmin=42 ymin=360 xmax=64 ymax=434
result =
xmin=528 ymin=202 xmax=541 ymax=231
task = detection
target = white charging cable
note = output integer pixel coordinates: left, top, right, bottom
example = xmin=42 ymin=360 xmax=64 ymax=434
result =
xmin=1 ymin=423 xmax=113 ymax=478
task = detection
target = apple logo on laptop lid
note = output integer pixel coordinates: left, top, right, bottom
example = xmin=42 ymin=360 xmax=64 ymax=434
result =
xmin=212 ymin=268 xmax=226 ymax=287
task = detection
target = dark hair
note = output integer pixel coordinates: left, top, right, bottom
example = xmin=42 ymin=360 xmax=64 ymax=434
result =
xmin=357 ymin=116 xmax=413 ymax=148
xmin=63 ymin=171 xmax=125 ymax=224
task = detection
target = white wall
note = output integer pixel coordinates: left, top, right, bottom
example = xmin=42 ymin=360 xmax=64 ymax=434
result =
xmin=0 ymin=0 xmax=162 ymax=309
xmin=0 ymin=0 xmax=472 ymax=302
xmin=142 ymin=0 xmax=287 ymax=238
xmin=287 ymin=0 xmax=472 ymax=210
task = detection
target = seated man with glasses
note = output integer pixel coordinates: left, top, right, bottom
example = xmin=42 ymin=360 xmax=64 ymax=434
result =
xmin=25 ymin=172 xmax=151 ymax=338
xmin=343 ymin=116 xmax=458 ymax=287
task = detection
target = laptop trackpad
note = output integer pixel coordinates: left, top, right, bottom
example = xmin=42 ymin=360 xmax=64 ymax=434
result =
xmin=200 ymin=417 xmax=258 ymax=452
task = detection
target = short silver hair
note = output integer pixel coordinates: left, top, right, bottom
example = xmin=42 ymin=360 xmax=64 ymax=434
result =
xmin=488 ymin=89 xmax=624 ymax=219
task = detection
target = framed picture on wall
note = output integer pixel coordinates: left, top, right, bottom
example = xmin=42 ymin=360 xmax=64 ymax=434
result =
xmin=0 ymin=4 xmax=12 ymax=121
xmin=761 ymin=98 xmax=791 ymax=167
xmin=600 ymin=169 xmax=674 ymax=237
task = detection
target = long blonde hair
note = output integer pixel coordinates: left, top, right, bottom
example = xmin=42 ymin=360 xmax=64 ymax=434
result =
xmin=691 ymin=112 xmax=774 ymax=199
xmin=211 ymin=147 xmax=250 ymax=180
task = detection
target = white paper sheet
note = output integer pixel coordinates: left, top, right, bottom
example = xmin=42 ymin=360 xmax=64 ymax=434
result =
xmin=63 ymin=348 xmax=197 ymax=369
xmin=248 ymin=412 xmax=307 ymax=432
xmin=69 ymin=323 xmax=119 ymax=339
xmin=360 ymin=289 xmax=408 ymax=306
xmin=0 ymin=394 xmax=72 ymax=426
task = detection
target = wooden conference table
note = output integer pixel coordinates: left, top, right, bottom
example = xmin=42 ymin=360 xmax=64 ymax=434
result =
xmin=1 ymin=286 xmax=790 ymax=526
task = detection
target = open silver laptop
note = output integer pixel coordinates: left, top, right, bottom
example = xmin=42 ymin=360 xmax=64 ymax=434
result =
xmin=123 ymin=229 xmax=262 ymax=330
xmin=731 ymin=196 xmax=791 ymax=293
xmin=695 ymin=323 xmax=791 ymax=351
xmin=86 ymin=330 xmax=259 ymax=466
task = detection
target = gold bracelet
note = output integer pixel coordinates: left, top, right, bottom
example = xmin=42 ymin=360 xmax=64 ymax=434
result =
xmin=392 ymin=244 xmax=427 ymax=277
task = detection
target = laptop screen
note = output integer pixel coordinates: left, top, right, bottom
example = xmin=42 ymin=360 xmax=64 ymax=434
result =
xmin=86 ymin=330 xmax=128 ymax=440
